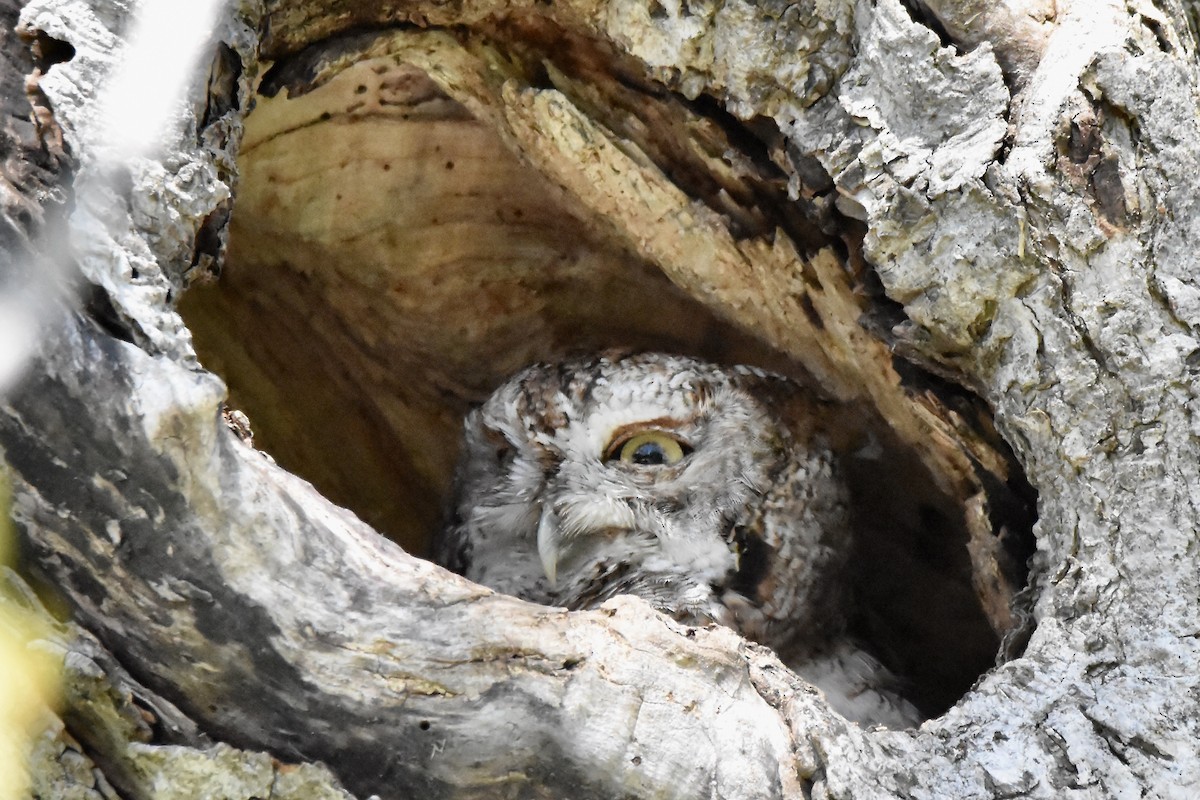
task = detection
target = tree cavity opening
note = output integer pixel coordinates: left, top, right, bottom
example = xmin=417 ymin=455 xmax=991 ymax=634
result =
xmin=180 ymin=35 xmax=1036 ymax=722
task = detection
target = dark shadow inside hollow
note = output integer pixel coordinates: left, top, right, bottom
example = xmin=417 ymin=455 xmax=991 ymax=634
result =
xmin=842 ymin=422 xmax=1037 ymax=715
xmin=180 ymin=45 xmax=1035 ymax=722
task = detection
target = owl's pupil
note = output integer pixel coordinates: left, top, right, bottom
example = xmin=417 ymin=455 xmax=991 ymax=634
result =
xmin=631 ymin=442 xmax=667 ymax=465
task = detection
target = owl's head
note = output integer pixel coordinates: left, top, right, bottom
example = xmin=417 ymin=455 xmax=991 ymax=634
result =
xmin=438 ymin=352 xmax=853 ymax=650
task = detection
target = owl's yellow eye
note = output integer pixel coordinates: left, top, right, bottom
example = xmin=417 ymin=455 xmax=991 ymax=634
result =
xmin=607 ymin=431 xmax=689 ymax=467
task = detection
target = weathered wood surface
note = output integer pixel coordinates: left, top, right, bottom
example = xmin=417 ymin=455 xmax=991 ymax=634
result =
xmin=2 ymin=0 xmax=1199 ymax=798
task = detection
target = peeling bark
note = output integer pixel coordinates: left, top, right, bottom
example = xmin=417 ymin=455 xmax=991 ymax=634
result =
xmin=3 ymin=0 xmax=1200 ymax=798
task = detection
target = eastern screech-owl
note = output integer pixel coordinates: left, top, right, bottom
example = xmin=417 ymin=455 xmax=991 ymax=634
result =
xmin=434 ymin=352 xmax=918 ymax=728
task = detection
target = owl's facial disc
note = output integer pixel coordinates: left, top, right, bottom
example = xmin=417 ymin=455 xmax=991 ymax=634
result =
xmin=535 ymin=426 xmax=697 ymax=588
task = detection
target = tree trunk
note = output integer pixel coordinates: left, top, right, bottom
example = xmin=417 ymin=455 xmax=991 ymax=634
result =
xmin=3 ymin=0 xmax=1199 ymax=798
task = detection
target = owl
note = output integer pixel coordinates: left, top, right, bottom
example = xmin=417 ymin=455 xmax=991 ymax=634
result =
xmin=434 ymin=352 xmax=919 ymax=728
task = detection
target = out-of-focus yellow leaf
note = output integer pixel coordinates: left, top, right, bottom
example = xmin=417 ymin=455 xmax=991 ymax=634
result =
xmin=0 ymin=477 xmax=59 ymax=800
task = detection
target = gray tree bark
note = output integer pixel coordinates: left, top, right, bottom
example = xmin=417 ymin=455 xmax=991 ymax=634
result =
xmin=2 ymin=0 xmax=1199 ymax=798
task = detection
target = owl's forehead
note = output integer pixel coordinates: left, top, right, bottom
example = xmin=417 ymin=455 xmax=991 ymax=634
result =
xmin=500 ymin=355 xmax=735 ymax=451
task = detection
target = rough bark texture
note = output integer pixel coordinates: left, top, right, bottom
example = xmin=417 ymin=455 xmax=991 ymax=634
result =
xmin=3 ymin=0 xmax=1200 ymax=798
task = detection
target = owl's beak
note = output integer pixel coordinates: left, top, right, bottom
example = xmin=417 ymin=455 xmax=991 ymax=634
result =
xmin=537 ymin=509 xmax=559 ymax=587
xmin=537 ymin=497 xmax=646 ymax=588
